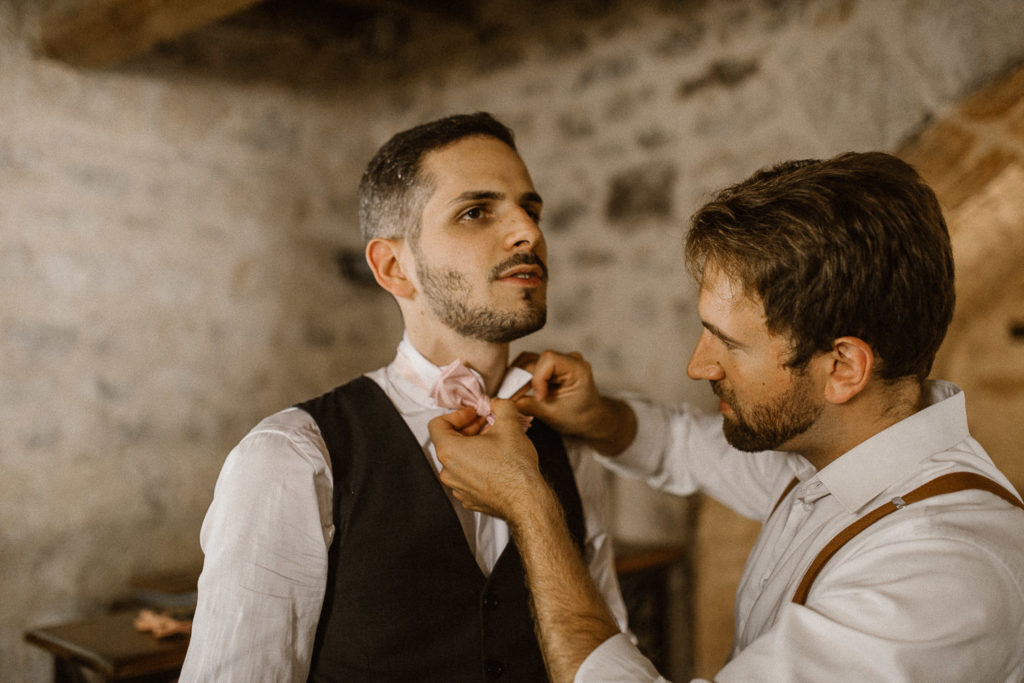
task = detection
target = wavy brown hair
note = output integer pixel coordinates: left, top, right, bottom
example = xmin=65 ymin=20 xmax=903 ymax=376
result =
xmin=686 ymin=152 xmax=955 ymax=381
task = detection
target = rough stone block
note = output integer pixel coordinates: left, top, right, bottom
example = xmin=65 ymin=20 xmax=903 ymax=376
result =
xmin=605 ymin=162 xmax=677 ymax=226
xmin=898 ymin=120 xmax=976 ymax=198
xmin=959 ymin=65 xmax=1024 ymax=120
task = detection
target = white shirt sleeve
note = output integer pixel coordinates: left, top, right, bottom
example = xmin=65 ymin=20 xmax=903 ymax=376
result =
xmin=179 ymin=410 xmax=334 ymax=682
xmin=597 ymin=397 xmax=798 ymax=521
xmin=574 ymin=633 xmax=667 ymax=682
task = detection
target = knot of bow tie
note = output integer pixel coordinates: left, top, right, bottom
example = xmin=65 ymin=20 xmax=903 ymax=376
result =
xmin=430 ymin=360 xmax=532 ymax=432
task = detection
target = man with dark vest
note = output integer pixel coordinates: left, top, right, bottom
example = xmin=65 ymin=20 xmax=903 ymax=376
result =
xmin=180 ymin=113 xmax=628 ymax=681
xmin=430 ymin=152 xmax=1024 ymax=681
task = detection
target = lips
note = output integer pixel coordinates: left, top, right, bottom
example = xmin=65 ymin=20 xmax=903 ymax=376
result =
xmin=498 ymin=264 xmax=545 ymax=282
xmin=490 ymin=253 xmax=548 ymax=284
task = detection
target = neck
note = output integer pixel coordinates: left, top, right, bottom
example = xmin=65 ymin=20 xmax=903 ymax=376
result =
xmin=405 ymin=326 xmax=510 ymax=396
xmin=794 ymin=378 xmax=925 ymax=471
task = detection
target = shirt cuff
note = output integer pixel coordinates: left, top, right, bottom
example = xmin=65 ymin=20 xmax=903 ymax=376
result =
xmin=593 ymin=395 xmax=669 ymax=478
xmin=573 ymin=633 xmax=665 ymax=683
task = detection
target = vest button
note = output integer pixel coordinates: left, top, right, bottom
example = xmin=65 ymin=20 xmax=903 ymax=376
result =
xmin=485 ymin=660 xmax=505 ymax=677
xmin=483 ymin=593 xmax=501 ymax=610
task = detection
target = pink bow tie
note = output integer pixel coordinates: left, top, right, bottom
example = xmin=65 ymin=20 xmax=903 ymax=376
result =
xmin=430 ymin=360 xmax=532 ymax=431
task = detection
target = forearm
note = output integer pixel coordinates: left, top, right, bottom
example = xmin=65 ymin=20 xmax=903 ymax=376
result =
xmin=509 ymin=482 xmax=620 ymax=683
xmin=581 ymin=396 xmax=637 ymax=456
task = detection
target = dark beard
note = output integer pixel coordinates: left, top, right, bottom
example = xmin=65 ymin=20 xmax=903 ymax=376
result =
xmin=716 ymin=376 xmax=821 ymax=452
xmin=416 ymin=255 xmax=547 ymax=343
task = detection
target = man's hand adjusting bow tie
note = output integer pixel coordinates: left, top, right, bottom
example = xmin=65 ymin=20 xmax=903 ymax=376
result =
xmin=430 ymin=360 xmax=532 ymax=431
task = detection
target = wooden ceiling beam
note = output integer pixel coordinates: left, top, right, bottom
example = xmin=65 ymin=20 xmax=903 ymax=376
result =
xmin=39 ymin=0 xmax=264 ymax=68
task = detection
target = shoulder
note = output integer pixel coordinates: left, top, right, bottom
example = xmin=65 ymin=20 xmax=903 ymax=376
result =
xmin=883 ymin=487 xmax=1024 ymax=567
xmin=800 ymin=496 xmax=1024 ymax=676
xmin=826 ymin=489 xmax=1024 ymax=610
xmin=222 ymin=407 xmax=330 ymax=481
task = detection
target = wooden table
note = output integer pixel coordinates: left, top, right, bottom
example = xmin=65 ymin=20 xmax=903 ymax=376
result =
xmin=614 ymin=541 xmax=690 ymax=676
xmin=24 ymin=611 xmax=188 ymax=682
xmin=25 ymin=545 xmax=687 ymax=681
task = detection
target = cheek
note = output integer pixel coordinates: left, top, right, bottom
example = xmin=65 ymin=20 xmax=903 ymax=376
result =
xmin=534 ymin=237 xmax=549 ymax=261
xmin=724 ymin=365 xmax=771 ymax=399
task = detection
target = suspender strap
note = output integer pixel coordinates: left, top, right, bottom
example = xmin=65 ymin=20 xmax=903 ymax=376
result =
xmin=792 ymin=472 xmax=1024 ymax=606
xmin=769 ymin=477 xmax=800 ymax=519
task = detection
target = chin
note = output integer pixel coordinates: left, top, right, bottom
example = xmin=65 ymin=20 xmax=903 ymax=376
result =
xmin=490 ymin=312 xmax=547 ymax=343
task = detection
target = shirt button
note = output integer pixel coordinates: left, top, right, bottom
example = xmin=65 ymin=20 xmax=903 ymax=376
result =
xmin=759 ymin=575 xmax=770 ymax=589
xmin=483 ymin=594 xmax=501 ymax=610
xmin=486 ymin=660 xmax=505 ymax=677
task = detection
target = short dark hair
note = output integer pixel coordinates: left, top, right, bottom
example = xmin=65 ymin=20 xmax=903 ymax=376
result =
xmin=358 ymin=112 xmax=517 ymax=242
xmin=685 ymin=152 xmax=955 ymax=381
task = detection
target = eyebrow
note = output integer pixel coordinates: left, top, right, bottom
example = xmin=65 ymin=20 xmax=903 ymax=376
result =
xmin=449 ymin=190 xmax=544 ymax=206
xmin=702 ymin=320 xmax=745 ymax=348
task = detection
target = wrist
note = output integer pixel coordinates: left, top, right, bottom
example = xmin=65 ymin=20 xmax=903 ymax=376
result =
xmin=507 ymin=477 xmax=563 ymax=537
xmin=584 ymin=397 xmax=637 ymax=456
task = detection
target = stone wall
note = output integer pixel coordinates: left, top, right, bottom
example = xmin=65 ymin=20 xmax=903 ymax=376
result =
xmin=4 ymin=0 xmax=1024 ymax=678
xmin=902 ymin=66 xmax=1024 ymax=489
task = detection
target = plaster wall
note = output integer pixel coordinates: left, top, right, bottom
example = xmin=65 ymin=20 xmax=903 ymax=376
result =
xmin=3 ymin=0 xmax=1024 ymax=677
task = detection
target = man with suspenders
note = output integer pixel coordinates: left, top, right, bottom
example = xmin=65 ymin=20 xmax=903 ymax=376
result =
xmin=430 ymin=152 xmax=1024 ymax=681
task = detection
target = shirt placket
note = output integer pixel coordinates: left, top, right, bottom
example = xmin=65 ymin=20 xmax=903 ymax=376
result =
xmin=736 ymin=479 xmax=831 ymax=649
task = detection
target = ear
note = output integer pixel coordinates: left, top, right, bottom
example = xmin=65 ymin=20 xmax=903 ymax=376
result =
xmin=366 ymin=238 xmax=415 ymax=299
xmin=821 ymin=336 xmax=874 ymax=405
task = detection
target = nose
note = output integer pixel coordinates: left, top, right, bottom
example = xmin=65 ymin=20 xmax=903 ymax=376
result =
xmin=504 ymin=206 xmax=544 ymax=252
xmin=687 ymin=330 xmax=724 ymax=381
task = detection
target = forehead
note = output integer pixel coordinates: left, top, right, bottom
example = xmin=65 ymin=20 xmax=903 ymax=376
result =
xmin=419 ymin=136 xmax=534 ymax=195
xmin=697 ymin=266 xmax=767 ymax=330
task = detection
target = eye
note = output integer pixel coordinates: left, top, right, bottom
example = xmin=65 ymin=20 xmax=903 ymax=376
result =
xmin=524 ymin=206 xmax=542 ymax=223
xmin=707 ymin=329 xmax=739 ymax=352
xmin=716 ymin=333 xmax=742 ymax=351
xmin=459 ymin=206 xmax=488 ymax=221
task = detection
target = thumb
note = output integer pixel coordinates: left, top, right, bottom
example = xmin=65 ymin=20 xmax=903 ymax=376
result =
xmin=428 ymin=406 xmax=478 ymax=440
xmin=489 ymin=398 xmax=523 ymax=425
xmin=511 ymin=351 xmax=539 ymax=373
xmin=514 ymin=394 xmax=543 ymax=419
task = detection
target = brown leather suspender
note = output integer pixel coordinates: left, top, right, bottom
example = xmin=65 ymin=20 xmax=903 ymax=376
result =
xmin=779 ymin=472 xmax=1024 ymax=605
xmin=769 ymin=477 xmax=801 ymax=518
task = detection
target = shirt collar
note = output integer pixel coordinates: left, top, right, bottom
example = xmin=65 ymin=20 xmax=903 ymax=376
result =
xmin=384 ymin=332 xmax=532 ymax=411
xmin=815 ymin=380 xmax=969 ymax=513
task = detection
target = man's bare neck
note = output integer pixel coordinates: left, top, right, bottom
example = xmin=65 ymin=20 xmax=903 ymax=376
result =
xmin=406 ymin=328 xmax=511 ymax=396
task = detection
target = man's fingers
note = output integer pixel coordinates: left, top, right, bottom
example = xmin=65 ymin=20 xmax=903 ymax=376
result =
xmin=428 ymin=406 xmax=479 ymax=439
xmin=514 ymin=394 xmax=539 ymax=416
xmin=530 ymin=351 xmax=560 ymax=400
xmin=511 ymin=351 xmax=539 ymax=372
xmin=489 ymin=398 xmax=522 ymax=422
xmin=460 ymin=414 xmax=489 ymax=436
xmin=530 ymin=349 xmax=587 ymax=401
xmin=514 ymin=395 xmax=555 ymax=424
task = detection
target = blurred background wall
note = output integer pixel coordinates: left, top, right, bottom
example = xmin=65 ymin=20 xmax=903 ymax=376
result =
xmin=3 ymin=0 xmax=1024 ymax=678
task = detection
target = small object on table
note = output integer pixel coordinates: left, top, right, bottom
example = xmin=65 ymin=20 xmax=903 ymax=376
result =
xmin=133 ymin=609 xmax=192 ymax=638
xmin=25 ymin=610 xmax=189 ymax=682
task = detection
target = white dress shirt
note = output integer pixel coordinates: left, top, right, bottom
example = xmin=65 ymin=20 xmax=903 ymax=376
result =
xmin=577 ymin=380 xmax=1024 ymax=682
xmin=180 ymin=335 xmax=628 ymax=682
